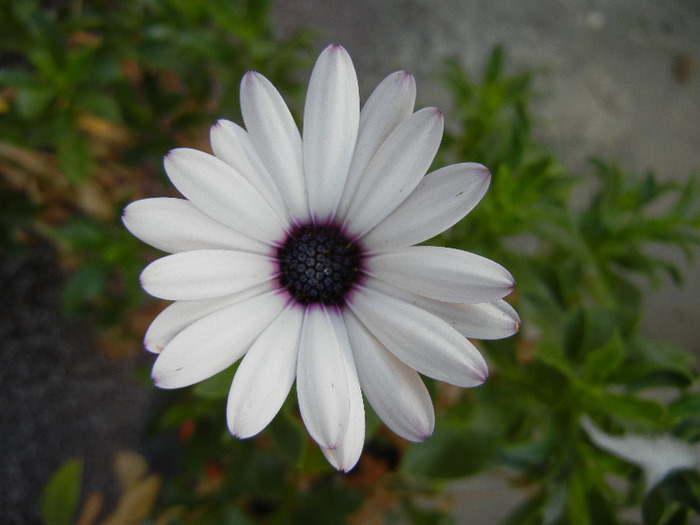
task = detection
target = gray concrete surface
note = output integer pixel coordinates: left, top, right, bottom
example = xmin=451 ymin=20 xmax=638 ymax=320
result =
xmin=274 ymin=0 xmax=700 ymax=352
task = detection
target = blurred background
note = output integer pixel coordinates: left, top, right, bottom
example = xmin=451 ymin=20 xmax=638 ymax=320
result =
xmin=1 ymin=1 xmax=699 ymax=524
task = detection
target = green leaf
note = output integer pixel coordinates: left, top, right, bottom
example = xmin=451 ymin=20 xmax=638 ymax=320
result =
xmin=61 ymin=263 xmax=109 ymax=316
xmin=76 ymin=92 xmax=123 ymax=122
xmin=660 ymin=471 xmax=700 ymax=514
xmin=591 ymin=391 xmax=667 ymax=429
xmin=584 ymin=332 xmax=626 ymax=384
xmin=642 ymin=487 xmax=667 ymax=525
xmin=484 ymin=45 xmax=504 ymax=83
xmin=584 ymin=487 xmax=620 ymax=525
xmin=400 ymin=422 xmax=497 ymax=478
xmin=41 ymin=457 xmax=83 ymax=525
xmin=57 ymin=127 xmax=95 ymax=184
xmin=669 ymin=393 xmax=700 ymax=424
xmin=619 ymin=338 xmax=696 ymax=389
xmin=291 ymin=475 xmax=363 ymax=524
xmin=192 ymin=364 xmax=237 ymax=399
xmin=267 ymin=408 xmax=308 ymax=467
xmin=566 ymin=473 xmax=591 ymax=524
xmin=15 ymin=84 xmax=55 ymax=118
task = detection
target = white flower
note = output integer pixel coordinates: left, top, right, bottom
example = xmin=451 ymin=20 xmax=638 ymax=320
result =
xmin=582 ymin=416 xmax=700 ymax=492
xmin=123 ymin=44 xmax=519 ymax=472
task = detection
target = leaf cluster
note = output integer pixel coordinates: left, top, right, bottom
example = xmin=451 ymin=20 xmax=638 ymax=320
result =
xmin=427 ymin=46 xmax=700 ymax=524
xmin=0 ymin=0 xmax=312 ymax=326
xmin=30 ymin=26 xmax=700 ymax=525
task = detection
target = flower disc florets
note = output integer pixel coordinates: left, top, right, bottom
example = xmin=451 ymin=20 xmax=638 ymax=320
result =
xmin=277 ymin=224 xmax=362 ymax=306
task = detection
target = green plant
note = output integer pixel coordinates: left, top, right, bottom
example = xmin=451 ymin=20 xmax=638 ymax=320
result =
xmin=0 ymin=0 xmax=312 ymax=328
xmin=30 ymin=33 xmax=700 ymax=525
xmin=430 ymin=46 xmax=700 ymax=524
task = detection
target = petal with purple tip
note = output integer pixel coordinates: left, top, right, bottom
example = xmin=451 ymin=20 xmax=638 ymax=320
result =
xmin=122 ymin=197 xmax=268 ymax=255
xmin=343 ymin=107 xmax=444 ymax=237
xmin=227 ymin=305 xmax=304 ymax=438
xmin=152 ymin=291 xmax=286 ymax=389
xmin=303 ymin=44 xmax=360 ymax=220
xmin=344 ymin=310 xmax=434 ymax=442
xmin=144 ymin=281 xmax=276 ymax=353
xmin=240 ymin=71 xmax=308 ymax=221
xmin=363 ymin=163 xmax=491 ymax=252
xmin=210 ymin=120 xmax=288 ymax=219
xmin=140 ymin=249 xmax=276 ymax=301
xmin=366 ymin=246 xmax=514 ymax=304
xmin=296 ymin=306 xmax=350 ymax=449
xmin=320 ymin=312 xmax=364 ymax=472
xmin=336 ymin=70 xmax=416 ymax=221
xmin=164 ymin=148 xmax=284 ymax=244
xmin=348 ymin=282 xmax=488 ymax=388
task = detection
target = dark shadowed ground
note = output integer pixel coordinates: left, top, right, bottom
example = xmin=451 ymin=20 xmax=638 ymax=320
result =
xmin=0 ymin=246 xmax=152 ymax=524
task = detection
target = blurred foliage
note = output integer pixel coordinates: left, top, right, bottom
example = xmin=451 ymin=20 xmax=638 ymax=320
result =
xmin=435 ymin=46 xmax=700 ymax=524
xmin=16 ymin=4 xmax=700 ymax=523
xmin=0 ymin=0 xmax=312 ymax=332
xmin=42 ymin=452 xmax=162 ymax=525
xmin=41 ymin=457 xmax=82 ymax=525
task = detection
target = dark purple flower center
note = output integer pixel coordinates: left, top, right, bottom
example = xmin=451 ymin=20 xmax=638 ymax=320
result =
xmin=277 ymin=224 xmax=361 ymax=306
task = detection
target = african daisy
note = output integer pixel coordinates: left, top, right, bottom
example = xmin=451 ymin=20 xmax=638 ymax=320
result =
xmin=123 ymin=44 xmax=519 ymax=471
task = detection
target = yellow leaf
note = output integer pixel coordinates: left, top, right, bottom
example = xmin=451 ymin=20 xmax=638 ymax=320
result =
xmin=113 ymin=450 xmax=148 ymax=491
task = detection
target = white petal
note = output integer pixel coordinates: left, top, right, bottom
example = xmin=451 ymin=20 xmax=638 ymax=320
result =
xmin=210 ymin=120 xmax=288 ymax=219
xmin=152 ymin=291 xmax=286 ymax=389
xmin=343 ymin=107 xmax=444 ymax=237
xmin=366 ymin=246 xmax=514 ymax=304
xmin=581 ymin=417 xmax=700 ymax=492
xmin=140 ymin=249 xmax=276 ymax=301
xmin=348 ymin=283 xmax=488 ymax=387
xmin=363 ymin=163 xmax=491 ymax=252
xmin=321 ymin=313 xmax=365 ymax=472
xmin=227 ymin=306 xmax=304 ymax=438
xmin=240 ymin=71 xmax=308 ymax=222
xmin=296 ymin=306 xmax=350 ymax=449
xmin=164 ymin=148 xmax=285 ymax=244
xmin=336 ymin=71 xmax=416 ymax=221
xmin=367 ymin=279 xmax=520 ymax=340
xmin=344 ymin=310 xmax=434 ymax=442
xmin=122 ymin=198 xmax=268 ymax=254
xmin=144 ymin=281 xmax=276 ymax=353
xmin=303 ymin=44 xmax=360 ymax=220
xmin=416 ymin=298 xmax=520 ymax=340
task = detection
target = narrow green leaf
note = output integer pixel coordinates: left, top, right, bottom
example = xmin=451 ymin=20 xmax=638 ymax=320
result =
xmin=484 ymin=45 xmax=504 ymax=83
xmin=41 ymin=457 xmax=83 ymax=525
xmin=567 ymin=473 xmax=591 ymax=524
xmin=669 ymin=393 xmax=700 ymax=423
xmin=592 ymin=392 xmax=667 ymax=428
xmin=584 ymin=332 xmax=625 ymax=384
